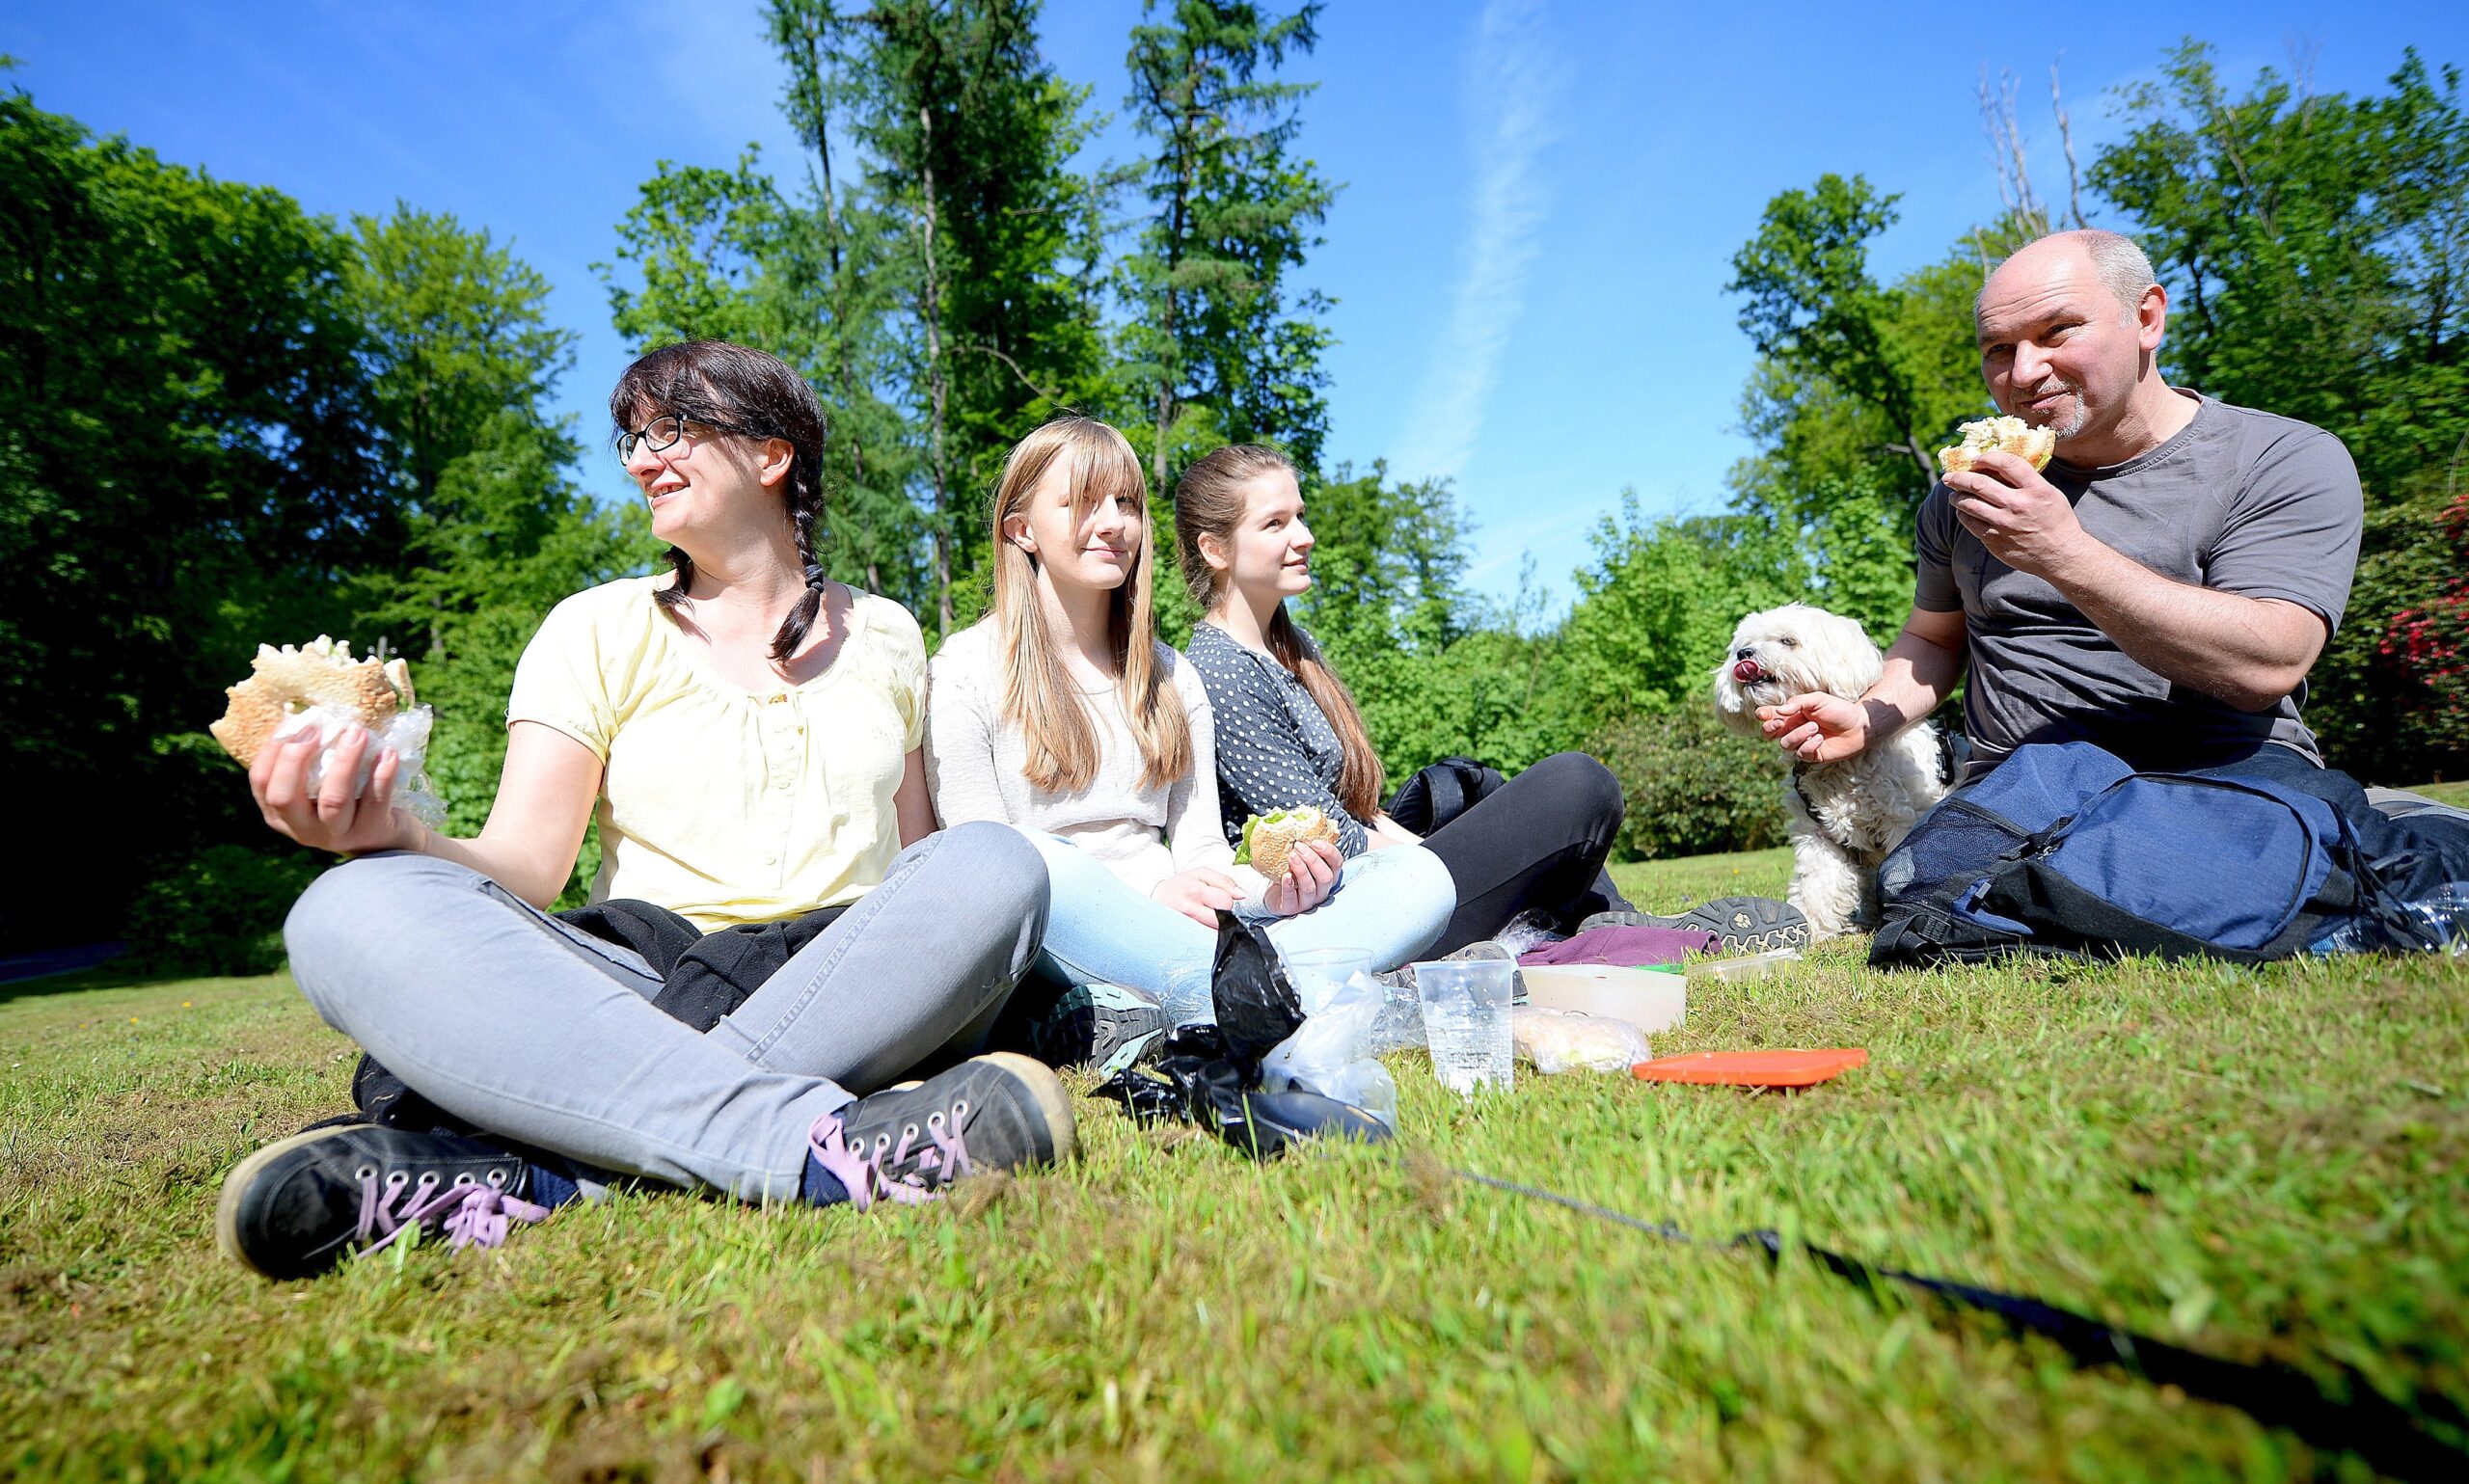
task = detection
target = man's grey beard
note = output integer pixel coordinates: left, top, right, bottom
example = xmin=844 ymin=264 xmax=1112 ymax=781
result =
xmin=2015 ymin=380 xmax=2093 ymax=439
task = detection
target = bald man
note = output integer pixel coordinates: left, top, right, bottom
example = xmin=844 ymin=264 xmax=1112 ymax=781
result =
xmin=1760 ymin=228 xmax=2469 ymax=897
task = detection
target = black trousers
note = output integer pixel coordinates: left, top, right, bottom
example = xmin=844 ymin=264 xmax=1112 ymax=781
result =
xmin=1418 ymin=752 xmax=1633 ymax=955
xmin=2192 ymin=745 xmax=2469 ymax=904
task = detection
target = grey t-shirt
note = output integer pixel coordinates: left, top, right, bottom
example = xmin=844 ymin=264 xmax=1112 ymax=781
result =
xmin=1915 ymin=393 xmax=2362 ymax=773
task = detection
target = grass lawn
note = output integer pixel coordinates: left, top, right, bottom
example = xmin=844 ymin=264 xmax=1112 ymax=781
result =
xmin=4 ymin=844 xmax=2466 ymax=1482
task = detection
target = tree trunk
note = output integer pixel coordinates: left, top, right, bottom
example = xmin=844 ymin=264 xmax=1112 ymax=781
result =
xmin=789 ymin=13 xmax=872 ymax=537
xmin=919 ymin=100 xmax=953 ymax=636
xmin=1149 ymin=59 xmax=1201 ymax=493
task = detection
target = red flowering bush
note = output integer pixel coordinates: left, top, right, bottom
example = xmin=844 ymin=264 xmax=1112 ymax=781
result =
xmin=2376 ymin=494 xmax=2469 ymax=762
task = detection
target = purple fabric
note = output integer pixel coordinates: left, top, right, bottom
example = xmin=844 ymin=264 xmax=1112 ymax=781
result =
xmin=1518 ymin=925 xmax=1713 ymax=967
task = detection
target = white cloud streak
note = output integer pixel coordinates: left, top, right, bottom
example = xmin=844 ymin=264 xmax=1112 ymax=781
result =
xmin=1386 ymin=0 xmax=1566 ymax=484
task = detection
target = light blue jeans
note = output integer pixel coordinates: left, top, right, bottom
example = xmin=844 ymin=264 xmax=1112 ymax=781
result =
xmin=1014 ymin=829 xmax=1456 ymax=1023
xmin=282 ymin=822 xmax=1047 ymax=1202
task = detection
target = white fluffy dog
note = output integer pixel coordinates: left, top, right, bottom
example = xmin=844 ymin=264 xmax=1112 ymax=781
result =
xmin=1712 ymin=604 xmax=1949 ymax=939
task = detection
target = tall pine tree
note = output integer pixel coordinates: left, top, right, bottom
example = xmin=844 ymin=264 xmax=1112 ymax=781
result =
xmin=1119 ymin=0 xmax=1336 ymax=489
xmin=848 ymin=0 xmax=1104 ymax=634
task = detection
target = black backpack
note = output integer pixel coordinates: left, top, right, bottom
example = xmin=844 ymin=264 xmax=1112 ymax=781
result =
xmin=1385 ymin=757 xmax=1504 ymax=835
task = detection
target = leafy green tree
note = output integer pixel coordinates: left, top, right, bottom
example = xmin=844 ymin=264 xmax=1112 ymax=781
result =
xmin=348 ymin=203 xmax=576 ymax=511
xmin=2093 ymin=44 xmax=2467 ymax=479
xmin=846 ymin=0 xmax=1106 ymax=634
xmin=2092 ymin=42 xmax=2469 ymax=776
xmin=1727 ymin=198 xmax=2003 ymax=503
xmin=348 ymin=210 xmax=654 ymax=888
xmin=603 ymin=144 xmax=926 ymax=607
xmin=1119 ymin=0 xmax=1336 ymax=488
xmin=606 ymin=2 xmax=1103 ymax=634
xmin=767 ymin=0 xmax=926 ymax=602
xmin=1557 ymin=499 xmax=1803 ymax=729
xmin=1287 ymin=468 xmax=1578 ymax=781
xmin=0 ymin=87 xmax=390 ymax=948
xmin=1721 ymin=181 xmax=1994 ymax=659
xmin=1726 ymin=175 xmax=1942 ymax=489
xmin=603 ymin=152 xmax=786 ymax=354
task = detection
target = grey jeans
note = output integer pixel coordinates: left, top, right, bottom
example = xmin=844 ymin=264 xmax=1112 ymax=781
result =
xmin=283 ymin=821 xmax=1048 ymax=1202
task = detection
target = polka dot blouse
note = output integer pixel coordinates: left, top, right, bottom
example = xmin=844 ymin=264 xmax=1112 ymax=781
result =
xmin=1184 ymin=621 xmax=1370 ymax=856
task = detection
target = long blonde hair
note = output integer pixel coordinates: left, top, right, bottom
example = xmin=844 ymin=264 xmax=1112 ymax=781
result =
xmin=1172 ymin=445 xmax=1385 ymax=820
xmin=989 ymin=418 xmax=1191 ymax=794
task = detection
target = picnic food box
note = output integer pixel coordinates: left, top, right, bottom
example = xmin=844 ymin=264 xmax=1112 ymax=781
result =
xmin=1519 ymin=964 xmax=1687 ymax=1036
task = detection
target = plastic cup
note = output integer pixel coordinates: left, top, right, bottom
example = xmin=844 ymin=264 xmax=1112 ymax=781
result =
xmin=1413 ymin=958 xmax=1516 ymax=1097
xmin=1285 ymin=947 xmax=1370 ymax=1017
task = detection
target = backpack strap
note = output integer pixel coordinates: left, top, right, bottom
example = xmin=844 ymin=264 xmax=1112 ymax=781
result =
xmin=1424 ymin=764 xmax=1472 ymax=830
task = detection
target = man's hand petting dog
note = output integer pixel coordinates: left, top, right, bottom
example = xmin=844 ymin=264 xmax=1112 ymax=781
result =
xmin=1758 ymin=693 xmax=1900 ymax=765
xmin=1941 ymin=449 xmax=2092 ymax=579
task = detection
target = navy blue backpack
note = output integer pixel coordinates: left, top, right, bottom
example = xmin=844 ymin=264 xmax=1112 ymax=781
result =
xmin=1870 ymin=741 xmax=2428 ymax=967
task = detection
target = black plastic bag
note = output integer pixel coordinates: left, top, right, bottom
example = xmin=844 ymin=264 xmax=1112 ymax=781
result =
xmin=1092 ymin=1042 xmax=1391 ymax=1160
xmin=1208 ymin=910 xmax=1304 ymax=1069
xmin=1089 ymin=913 xmax=1389 ymax=1160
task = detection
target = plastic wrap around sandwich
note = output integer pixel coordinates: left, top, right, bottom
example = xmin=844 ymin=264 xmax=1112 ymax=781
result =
xmin=1234 ymin=806 xmax=1342 ymax=882
xmin=1936 ymin=416 xmax=2056 ymax=475
xmin=209 ymin=636 xmax=447 ymax=825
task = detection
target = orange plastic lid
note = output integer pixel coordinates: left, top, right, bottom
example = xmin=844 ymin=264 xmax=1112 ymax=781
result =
xmin=1631 ymin=1048 xmax=1869 ymax=1087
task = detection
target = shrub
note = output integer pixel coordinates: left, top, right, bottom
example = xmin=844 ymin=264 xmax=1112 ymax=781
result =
xmin=1590 ymin=707 xmax=1789 ymax=861
xmin=125 ymin=844 xmax=324 ymax=977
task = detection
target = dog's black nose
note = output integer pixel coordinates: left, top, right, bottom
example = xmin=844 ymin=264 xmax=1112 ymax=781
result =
xmin=1734 ymin=646 xmax=1755 ymax=661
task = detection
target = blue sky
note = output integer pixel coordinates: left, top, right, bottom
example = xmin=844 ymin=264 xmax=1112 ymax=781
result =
xmin=14 ymin=1 xmax=2464 ymax=610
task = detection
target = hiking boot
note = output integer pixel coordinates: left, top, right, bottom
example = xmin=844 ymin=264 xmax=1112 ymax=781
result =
xmin=1580 ymin=896 xmax=1810 ymax=956
xmin=1022 ymin=983 xmax=1169 ymax=1074
xmin=215 ymin=1123 xmax=551 ymax=1281
xmin=808 ymin=1052 xmax=1075 ymax=1210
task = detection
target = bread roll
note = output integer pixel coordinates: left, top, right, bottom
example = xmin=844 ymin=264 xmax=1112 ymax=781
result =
xmin=209 ymin=636 xmax=415 ymax=768
xmin=1937 ymin=416 xmax=2057 ymax=475
xmin=1240 ymin=807 xmax=1342 ymax=881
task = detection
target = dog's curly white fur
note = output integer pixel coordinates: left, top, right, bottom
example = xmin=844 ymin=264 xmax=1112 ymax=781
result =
xmin=1712 ymin=604 xmax=1949 ymax=939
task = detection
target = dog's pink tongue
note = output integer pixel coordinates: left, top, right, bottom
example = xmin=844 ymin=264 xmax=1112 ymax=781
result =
xmin=1733 ymin=659 xmax=1764 ymax=683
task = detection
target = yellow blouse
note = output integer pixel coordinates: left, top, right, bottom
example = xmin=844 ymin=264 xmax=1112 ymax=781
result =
xmin=506 ymin=576 xmax=927 ymax=931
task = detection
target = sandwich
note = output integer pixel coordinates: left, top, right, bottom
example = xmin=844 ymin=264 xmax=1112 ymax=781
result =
xmin=209 ymin=635 xmax=417 ymax=769
xmin=1235 ymin=806 xmax=1342 ymax=881
xmin=1937 ymin=416 xmax=2057 ymax=476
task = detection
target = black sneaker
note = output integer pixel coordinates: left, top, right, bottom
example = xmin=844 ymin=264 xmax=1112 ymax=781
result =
xmin=215 ymin=1124 xmax=550 ymax=1281
xmin=807 ymin=1052 xmax=1075 ymax=1210
xmin=1023 ymin=983 xmax=1170 ymax=1074
xmin=1579 ymin=896 xmax=1810 ymax=955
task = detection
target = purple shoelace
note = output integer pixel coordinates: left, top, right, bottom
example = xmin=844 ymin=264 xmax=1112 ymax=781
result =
xmin=357 ymin=1169 xmax=551 ymax=1256
xmin=806 ymin=1099 xmax=975 ymax=1211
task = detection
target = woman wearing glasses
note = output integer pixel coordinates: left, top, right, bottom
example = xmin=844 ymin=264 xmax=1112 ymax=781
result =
xmin=216 ymin=340 xmax=1073 ymax=1282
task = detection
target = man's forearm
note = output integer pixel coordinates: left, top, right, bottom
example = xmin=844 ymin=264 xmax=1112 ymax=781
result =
xmin=1861 ymin=626 xmax=1966 ymax=737
xmin=2045 ymin=541 xmax=2321 ymax=712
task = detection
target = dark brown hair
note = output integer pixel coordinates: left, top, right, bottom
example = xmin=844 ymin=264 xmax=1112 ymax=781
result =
xmin=1173 ymin=445 xmax=1385 ymax=820
xmin=610 ymin=339 xmax=828 ymax=661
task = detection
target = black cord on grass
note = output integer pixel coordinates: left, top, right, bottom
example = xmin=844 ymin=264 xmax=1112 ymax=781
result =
xmin=1449 ymin=1166 xmax=2469 ymax=1484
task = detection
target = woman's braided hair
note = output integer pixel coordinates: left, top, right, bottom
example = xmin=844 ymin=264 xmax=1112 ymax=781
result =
xmin=610 ymin=339 xmax=829 ymax=661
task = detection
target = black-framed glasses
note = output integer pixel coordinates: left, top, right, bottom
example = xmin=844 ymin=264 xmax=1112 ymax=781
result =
xmin=616 ymin=413 xmax=751 ymax=462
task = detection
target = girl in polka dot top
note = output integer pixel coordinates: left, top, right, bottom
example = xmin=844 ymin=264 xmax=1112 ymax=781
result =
xmin=1176 ymin=445 xmax=1641 ymax=955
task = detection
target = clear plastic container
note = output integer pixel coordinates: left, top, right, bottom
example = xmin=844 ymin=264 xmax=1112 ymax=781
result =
xmin=2310 ymin=885 xmax=2469 ymax=957
xmin=1686 ymin=948 xmax=1804 ymax=985
xmin=1413 ymin=958 xmax=1516 ymax=1097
